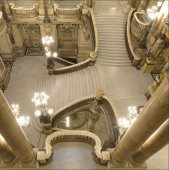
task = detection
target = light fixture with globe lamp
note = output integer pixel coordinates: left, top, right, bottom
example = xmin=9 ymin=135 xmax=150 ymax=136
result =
xmin=32 ymin=92 xmax=54 ymax=134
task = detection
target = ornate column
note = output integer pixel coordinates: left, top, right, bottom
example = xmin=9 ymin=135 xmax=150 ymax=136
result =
xmin=82 ymin=0 xmax=89 ymax=14
xmin=0 ymin=90 xmax=36 ymax=167
xmin=87 ymin=89 xmax=104 ymax=132
xmin=137 ymin=0 xmax=149 ymax=12
xmin=129 ymin=119 xmax=169 ymax=166
xmin=0 ymin=135 xmax=17 ymax=167
xmin=2 ymin=0 xmax=11 ymax=15
xmin=110 ymin=72 xmax=169 ymax=167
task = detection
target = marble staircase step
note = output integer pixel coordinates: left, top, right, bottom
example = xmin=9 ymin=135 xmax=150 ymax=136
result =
xmin=97 ymin=55 xmax=130 ymax=61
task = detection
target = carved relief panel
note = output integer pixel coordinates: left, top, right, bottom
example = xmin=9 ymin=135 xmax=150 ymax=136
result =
xmin=23 ymin=24 xmax=42 ymax=47
xmin=57 ymin=23 xmax=78 ymax=50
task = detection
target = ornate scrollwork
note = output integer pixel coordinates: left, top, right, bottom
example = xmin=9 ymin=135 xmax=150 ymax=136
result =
xmin=80 ymin=15 xmax=90 ymax=42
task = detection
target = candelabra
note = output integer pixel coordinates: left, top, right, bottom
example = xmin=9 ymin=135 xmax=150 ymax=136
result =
xmin=11 ymin=104 xmax=30 ymax=127
xmin=32 ymin=92 xmax=53 ymax=124
xmin=42 ymin=35 xmax=58 ymax=69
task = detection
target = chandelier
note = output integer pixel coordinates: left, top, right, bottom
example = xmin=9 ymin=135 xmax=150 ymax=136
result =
xmin=11 ymin=104 xmax=30 ymax=127
xmin=32 ymin=92 xmax=53 ymax=117
xmin=118 ymin=106 xmax=139 ymax=130
xmin=42 ymin=36 xmax=54 ymax=46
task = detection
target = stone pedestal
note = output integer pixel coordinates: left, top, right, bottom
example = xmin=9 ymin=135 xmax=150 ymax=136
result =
xmin=42 ymin=123 xmax=53 ymax=135
xmin=107 ymin=149 xmax=147 ymax=169
xmin=130 ymin=119 xmax=169 ymax=166
xmin=141 ymin=58 xmax=155 ymax=73
xmin=0 ymin=137 xmax=18 ymax=167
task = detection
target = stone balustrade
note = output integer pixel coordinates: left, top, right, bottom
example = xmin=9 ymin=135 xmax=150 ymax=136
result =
xmin=126 ymin=8 xmax=137 ymax=61
xmin=55 ymin=4 xmax=82 ymax=19
xmin=51 ymin=94 xmax=120 ymax=143
xmin=131 ymin=10 xmax=149 ymax=38
xmin=88 ymin=8 xmax=98 ymax=59
xmin=54 ymin=57 xmax=74 ymax=67
xmin=37 ymin=130 xmax=110 ymax=164
xmin=49 ymin=58 xmax=92 ymax=75
xmin=9 ymin=3 xmax=38 ymax=18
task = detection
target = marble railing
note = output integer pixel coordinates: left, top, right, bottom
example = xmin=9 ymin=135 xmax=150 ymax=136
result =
xmin=37 ymin=129 xmax=110 ymax=164
xmin=54 ymin=57 xmax=74 ymax=67
xmin=55 ymin=4 xmax=82 ymax=19
xmin=88 ymin=8 xmax=98 ymax=59
xmin=50 ymin=58 xmax=93 ymax=75
xmin=9 ymin=3 xmax=38 ymax=18
xmin=52 ymin=94 xmax=120 ymax=142
xmin=126 ymin=8 xmax=137 ymax=61
xmin=131 ymin=10 xmax=149 ymax=38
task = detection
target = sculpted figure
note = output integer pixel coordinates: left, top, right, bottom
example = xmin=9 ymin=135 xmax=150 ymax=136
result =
xmin=148 ymin=34 xmax=165 ymax=61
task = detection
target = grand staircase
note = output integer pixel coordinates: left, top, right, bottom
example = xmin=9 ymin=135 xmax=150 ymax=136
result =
xmin=37 ymin=64 xmax=107 ymax=112
xmin=95 ymin=15 xmax=131 ymax=66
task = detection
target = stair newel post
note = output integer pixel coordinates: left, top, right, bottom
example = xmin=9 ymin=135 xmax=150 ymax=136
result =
xmin=87 ymin=89 xmax=104 ymax=132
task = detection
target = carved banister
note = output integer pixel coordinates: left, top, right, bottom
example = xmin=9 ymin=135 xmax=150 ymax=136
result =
xmin=88 ymin=8 xmax=98 ymax=59
xmin=51 ymin=94 xmax=120 ymax=142
xmin=54 ymin=57 xmax=74 ymax=66
xmin=126 ymin=8 xmax=137 ymax=61
xmin=9 ymin=3 xmax=38 ymax=18
xmin=37 ymin=130 xmax=110 ymax=164
xmin=50 ymin=58 xmax=92 ymax=75
xmin=131 ymin=10 xmax=149 ymax=38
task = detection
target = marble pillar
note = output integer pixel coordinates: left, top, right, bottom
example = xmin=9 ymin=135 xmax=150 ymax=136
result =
xmin=0 ymin=135 xmax=17 ymax=167
xmin=82 ymin=0 xmax=89 ymax=14
xmin=130 ymin=119 xmax=169 ymax=166
xmin=111 ymin=72 xmax=169 ymax=167
xmin=0 ymin=90 xmax=36 ymax=167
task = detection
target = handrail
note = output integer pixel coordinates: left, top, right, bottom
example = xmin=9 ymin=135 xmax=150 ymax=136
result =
xmin=134 ymin=11 xmax=149 ymax=26
xmin=126 ymin=8 xmax=137 ymax=60
xmin=37 ymin=130 xmax=110 ymax=164
xmin=51 ymin=94 xmax=120 ymax=141
xmin=51 ymin=58 xmax=92 ymax=75
xmin=9 ymin=3 xmax=38 ymax=18
xmin=54 ymin=57 xmax=74 ymax=66
xmin=88 ymin=8 xmax=98 ymax=58
xmin=52 ymin=95 xmax=95 ymax=119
